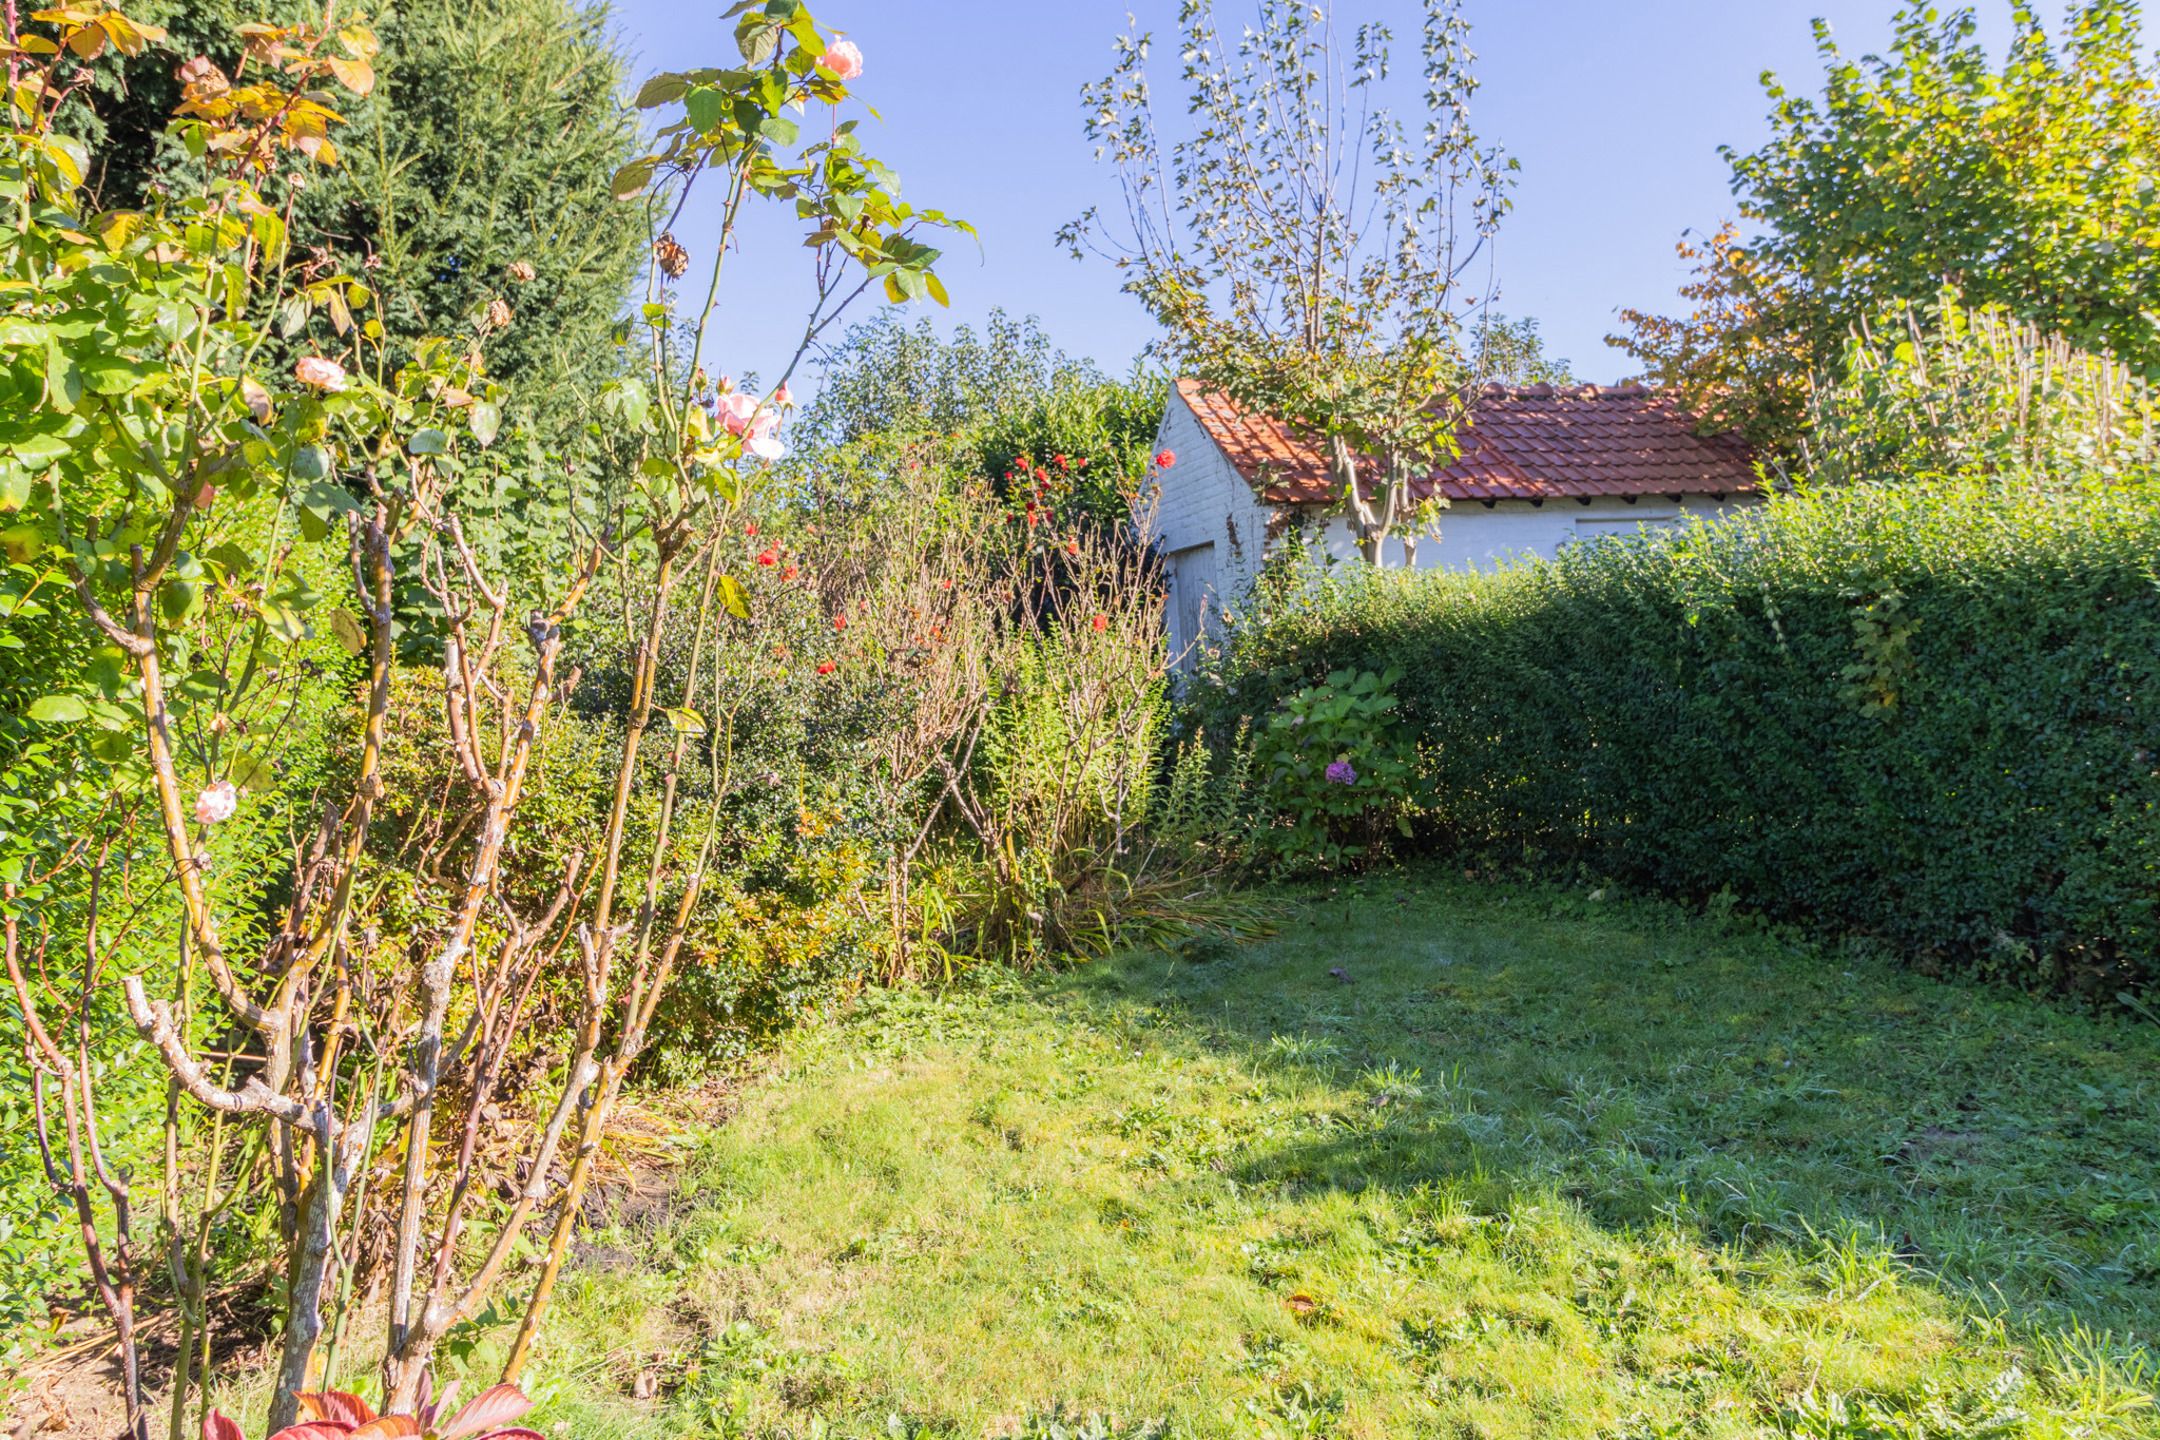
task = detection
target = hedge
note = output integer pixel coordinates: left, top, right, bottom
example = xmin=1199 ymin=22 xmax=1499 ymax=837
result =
xmin=1194 ymin=480 xmax=2160 ymax=993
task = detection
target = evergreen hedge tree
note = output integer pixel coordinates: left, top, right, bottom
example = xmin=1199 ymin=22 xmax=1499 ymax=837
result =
xmin=86 ymin=0 xmax=645 ymax=447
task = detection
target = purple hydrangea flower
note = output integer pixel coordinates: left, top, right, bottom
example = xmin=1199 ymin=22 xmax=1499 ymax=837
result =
xmin=1325 ymin=759 xmax=1357 ymax=786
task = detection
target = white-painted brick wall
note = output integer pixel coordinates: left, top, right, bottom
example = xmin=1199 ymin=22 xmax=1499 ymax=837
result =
xmin=1144 ymin=389 xmax=1282 ymax=663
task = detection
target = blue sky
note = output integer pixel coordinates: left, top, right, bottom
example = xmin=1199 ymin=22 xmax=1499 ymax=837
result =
xmin=606 ymin=1 xmax=2013 ymax=389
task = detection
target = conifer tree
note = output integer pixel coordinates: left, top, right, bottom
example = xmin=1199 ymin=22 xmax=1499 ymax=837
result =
xmin=88 ymin=0 xmax=645 ymax=446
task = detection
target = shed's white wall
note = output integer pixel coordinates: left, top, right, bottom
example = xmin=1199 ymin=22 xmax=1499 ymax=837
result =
xmin=1145 ymin=389 xmax=1280 ymax=664
xmin=1146 ymin=390 xmax=1761 ymax=667
xmin=1310 ymin=493 xmax=1744 ymax=571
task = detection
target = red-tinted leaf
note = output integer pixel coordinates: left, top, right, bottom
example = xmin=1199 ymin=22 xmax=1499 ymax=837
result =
xmin=297 ymin=1392 xmax=376 ymax=1427
xmin=345 ymin=1418 xmax=420 ymax=1439
xmin=201 ymin=1412 xmax=247 ymax=1440
xmin=437 ymin=1385 xmax=531 ymax=1440
xmin=266 ymin=1426 xmax=355 ymax=1440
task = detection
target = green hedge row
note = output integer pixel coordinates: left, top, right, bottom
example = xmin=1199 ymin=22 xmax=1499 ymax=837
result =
xmin=1194 ymin=481 xmax=2160 ymax=993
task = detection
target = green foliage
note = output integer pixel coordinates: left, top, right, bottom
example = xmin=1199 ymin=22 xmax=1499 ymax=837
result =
xmin=639 ymin=533 xmax=893 ymax=1075
xmin=1064 ymin=0 xmax=1516 ymax=561
xmin=944 ymin=621 xmax=1168 ymax=966
xmin=1736 ymin=0 xmax=2160 ymax=379
xmin=799 ymin=310 xmax=1167 ymax=530
xmin=3 ymin=0 xmax=963 ymax=1412
xmin=1247 ymin=667 xmax=1417 ymax=870
xmin=1194 ymin=478 xmax=2160 ymax=992
xmin=1623 ymin=0 xmax=2160 ymax=449
xmin=616 ymin=3 xmax=967 ymax=316
xmin=1804 ymin=297 xmax=2160 ymax=488
xmin=1471 ymin=313 xmax=1575 ymax=387
xmin=89 ymin=0 xmax=648 ymax=449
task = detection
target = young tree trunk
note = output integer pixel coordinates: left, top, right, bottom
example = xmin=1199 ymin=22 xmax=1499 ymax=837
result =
xmin=268 ymin=1135 xmax=348 ymax=1430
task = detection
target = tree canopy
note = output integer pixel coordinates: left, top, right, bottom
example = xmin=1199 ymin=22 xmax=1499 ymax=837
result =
xmin=88 ymin=0 xmax=647 ymax=446
xmin=800 ymin=310 xmax=1166 ymax=531
xmin=1615 ymin=0 xmax=2160 ymax=447
xmin=1063 ymin=0 xmax=1515 ymax=564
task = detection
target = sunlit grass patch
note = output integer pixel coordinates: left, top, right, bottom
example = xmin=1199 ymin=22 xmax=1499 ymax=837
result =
xmin=514 ymin=873 xmax=2160 ymax=1438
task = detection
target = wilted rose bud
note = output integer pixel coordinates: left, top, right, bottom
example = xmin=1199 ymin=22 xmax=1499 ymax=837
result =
xmin=176 ymin=55 xmax=229 ymax=101
xmin=507 ymin=260 xmax=536 ymax=283
xmin=654 ymin=232 xmax=689 ymax=280
xmin=484 ymin=297 xmax=513 ymax=331
xmin=294 ymin=356 xmax=346 ymax=391
xmin=194 ymin=781 xmax=238 ymax=826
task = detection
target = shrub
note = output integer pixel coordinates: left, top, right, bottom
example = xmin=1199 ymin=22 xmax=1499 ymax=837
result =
xmin=1803 ymin=298 xmax=2160 ymax=489
xmin=1246 ymin=667 xmax=1418 ymax=870
xmin=1193 ymin=478 xmax=2160 ymax=993
xmin=798 ymin=310 xmax=1166 ymax=531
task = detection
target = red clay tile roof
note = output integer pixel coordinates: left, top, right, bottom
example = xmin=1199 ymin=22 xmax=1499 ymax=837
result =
xmin=1174 ymin=378 xmax=1757 ymax=506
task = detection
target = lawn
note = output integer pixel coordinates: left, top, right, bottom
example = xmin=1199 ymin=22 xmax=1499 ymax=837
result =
xmin=511 ymin=874 xmax=2160 ymax=1438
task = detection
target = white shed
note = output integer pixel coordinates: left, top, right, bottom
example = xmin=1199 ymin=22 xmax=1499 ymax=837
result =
xmin=1147 ymin=380 xmax=1762 ymax=665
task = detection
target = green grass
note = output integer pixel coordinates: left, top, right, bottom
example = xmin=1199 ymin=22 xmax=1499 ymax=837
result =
xmin=507 ymin=874 xmax=2160 ymax=1438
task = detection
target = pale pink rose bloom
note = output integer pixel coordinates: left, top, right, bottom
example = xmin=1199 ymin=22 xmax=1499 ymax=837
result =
xmin=718 ymin=391 xmax=760 ymax=435
xmin=193 ymin=483 xmax=216 ymax=508
xmin=194 ymin=780 xmax=238 ymax=826
xmin=820 ymin=39 xmax=863 ymax=81
xmin=294 ymin=356 xmax=346 ymax=391
xmin=746 ymin=432 xmax=786 ymax=462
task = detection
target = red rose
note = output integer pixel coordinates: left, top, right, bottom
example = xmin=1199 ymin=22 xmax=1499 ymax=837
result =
xmin=833 ymin=614 xmax=848 ymax=631
xmin=756 ymin=547 xmax=779 ymax=566
xmin=1090 ymin=614 xmax=1109 ymax=632
xmin=817 ymin=660 xmax=837 ymax=675
xmin=1154 ymin=449 xmax=1176 ymax=468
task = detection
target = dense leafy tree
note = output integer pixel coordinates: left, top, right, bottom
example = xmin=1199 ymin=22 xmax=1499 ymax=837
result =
xmin=85 ymin=0 xmax=646 ymax=445
xmin=800 ymin=310 xmax=1166 ymax=529
xmin=1610 ymin=223 xmax=1813 ymax=446
xmin=1615 ymin=0 xmax=2160 ymax=448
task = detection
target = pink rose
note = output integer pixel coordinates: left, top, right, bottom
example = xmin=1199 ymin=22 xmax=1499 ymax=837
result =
xmin=294 ymin=356 xmax=346 ymax=391
xmin=194 ymin=780 xmax=238 ymax=825
xmin=774 ymin=381 xmax=795 ymax=408
xmin=718 ymin=391 xmax=760 ymax=434
xmin=819 ymin=39 xmax=863 ymax=81
xmin=716 ymin=392 xmax=786 ymax=461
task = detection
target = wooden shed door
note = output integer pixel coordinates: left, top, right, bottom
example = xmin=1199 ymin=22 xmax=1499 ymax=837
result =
xmin=1168 ymin=542 xmax=1218 ymax=668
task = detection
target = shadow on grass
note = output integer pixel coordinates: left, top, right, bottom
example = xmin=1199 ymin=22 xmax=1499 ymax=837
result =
xmin=1048 ymin=870 xmax=2160 ymax=1347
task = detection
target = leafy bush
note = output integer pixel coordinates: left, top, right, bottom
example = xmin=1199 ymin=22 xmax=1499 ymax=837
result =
xmin=798 ymin=310 xmax=1165 ymax=531
xmin=1803 ymin=297 xmax=2160 ymax=489
xmin=1193 ymin=478 xmax=2160 ymax=992
xmin=1246 ymin=668 xmax=1417 ymax=870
